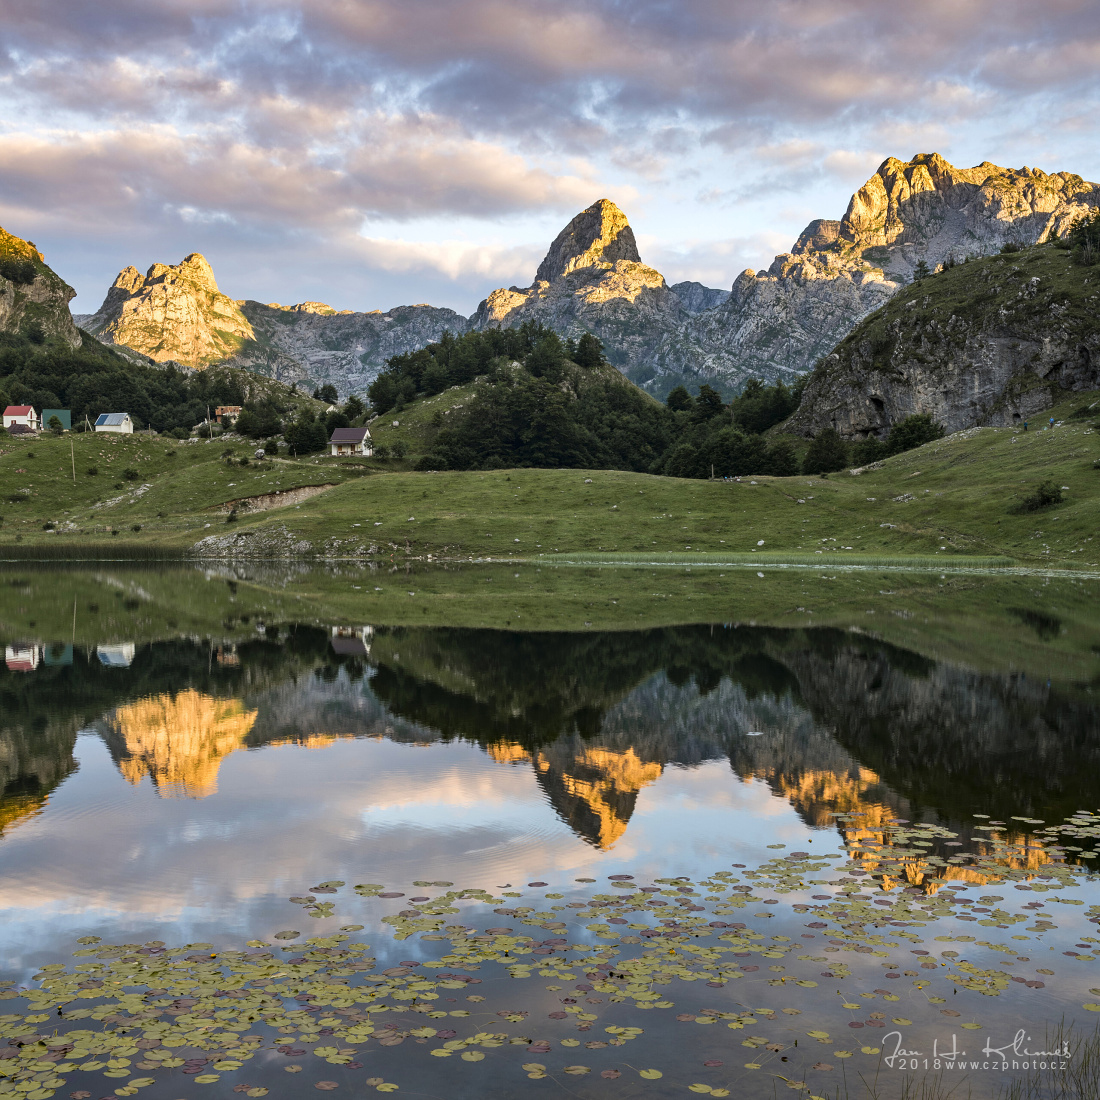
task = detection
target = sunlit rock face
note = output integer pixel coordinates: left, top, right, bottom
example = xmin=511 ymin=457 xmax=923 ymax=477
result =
xmin=652 ymin=153 xmax=1100 ymax=390
xmin=0 ymin=226 xmax=82 ymax=348
xmin=82 ymin=254 xmax=255 ymax=368
xmin=79 ymin=252 xmax=470 ymax=393
xmin=483 ymin=741 xmax=664 ymax=849
xmin=102 ymin=689 xmax=258 ymax=798
xmin=471 ymin=199 xmax=687 ymax=372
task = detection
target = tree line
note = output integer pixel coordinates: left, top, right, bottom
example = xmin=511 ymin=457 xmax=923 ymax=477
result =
xmin=0 ymin=331 xmax=246 ymax=433
xmin=367 ymin=326 xmax=944 ymax=477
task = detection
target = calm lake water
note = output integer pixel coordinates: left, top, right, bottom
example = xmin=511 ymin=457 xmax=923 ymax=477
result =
xmin=1 ymin=565 xmax=1099 ymax=1099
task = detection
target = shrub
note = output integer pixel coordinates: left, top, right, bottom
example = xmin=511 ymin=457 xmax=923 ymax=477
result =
xmin=763 ymin=439 xmax=799 ymax=477
xmin=1015 ymin=480 xmax=1064 ymax=513
xmin=131 ymin=524 xmax=142 ymax=532
xmin=264 ymin=438 xmax=280 ymax=456
xmin=1000 ymin=241 xmax=1022 ymax=254
xmin=0 ymin=256 xmax=36 ymax=284
xmin=373 ymin=442 xmax=390 ymax=460
xmin=886 ymin=413 xmax=945 ymax=454
xmin=85 ymin=466 xmax=98 ymax=476
xmin=122 ymin=467 xmax=140 ymax=481
xmin=802 ymin=428 xmax=849 ymax=474
xmin=238 ymin=456 xmax=250 ymax=466
xmin=285 ymin=409 xmax=328 ymax=454
xmin=391 ymin=439 xmax=408 ymax=460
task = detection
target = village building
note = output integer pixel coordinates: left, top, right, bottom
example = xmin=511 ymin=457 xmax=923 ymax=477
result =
xmin=329 ymin=426 xmax=372 ymax=457
xmin=216 ymin=405 xmax=242 ymax=426
xmin=41 ymin=409 xmax=71 ymax=431
xmin=3 ymin=405 xmax=39 ymax=432
xmin=95 ymin=412 xmax=134 ymax=434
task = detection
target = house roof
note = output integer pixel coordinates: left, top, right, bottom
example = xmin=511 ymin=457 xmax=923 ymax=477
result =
xmin=4 ymin=406 xmax=34 ymax=416
xmin=95 ymin=413 xmax=130 ymax=426
xmin=330 ymin=427 xmax=370 ymax=443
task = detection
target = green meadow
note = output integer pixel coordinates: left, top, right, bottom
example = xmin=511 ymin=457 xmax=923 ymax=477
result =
xmin=0 ymin=390 xmax=1097 ymax=569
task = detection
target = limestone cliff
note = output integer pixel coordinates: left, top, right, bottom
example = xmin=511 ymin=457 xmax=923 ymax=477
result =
xmin=81 ymin=253 xmax=255 ymax=368
xmin=81 ymin=252 xmax=470 ymax=394
xmin=470 ymin=199 xmax=687 ymax=370
xmin=670 ymin=281 xmax=730 ymax=315
xmin=653 ymin=154 xmax=1100 ymax=391
xmin=0 ymin=226 xmax=82 ymax=348
xmin=787 ymin=240 xmax=1100 ymax=437
xmin=227 ymin=300 xmax=471 ymax=396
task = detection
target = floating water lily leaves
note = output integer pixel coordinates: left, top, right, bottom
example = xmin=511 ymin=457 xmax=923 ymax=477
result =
xmin=7 ymin=808 xmax=1097 ymax=1100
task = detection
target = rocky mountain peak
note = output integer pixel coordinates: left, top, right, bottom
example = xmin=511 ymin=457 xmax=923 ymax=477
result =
xmin=535 ymin=199 xmax=641 ymax=284
xmin=142 ymin=253 xmax=220 ymax=293
xmin=0 ymin=224 xmax=82 ymax=348
xmin=82 ymin=251 xmax=253 ymax=368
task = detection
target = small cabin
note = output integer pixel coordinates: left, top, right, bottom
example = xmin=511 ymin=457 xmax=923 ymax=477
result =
xmin=330 ymin=426 xmax=372 ymax=457
xmin=3 ymin=405 xmax=38 ymax=432
xmin=95 ymin=412 xmax=134 ymax=434
xmin=216 ymin=405 xmax=242 ymax=426
xmin=41 ymin=409 xmax=71 ymax=432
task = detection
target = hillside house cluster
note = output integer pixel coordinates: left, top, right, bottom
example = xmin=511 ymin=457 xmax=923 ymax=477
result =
xmin=2 ymin=406 xmax=133 ymax=435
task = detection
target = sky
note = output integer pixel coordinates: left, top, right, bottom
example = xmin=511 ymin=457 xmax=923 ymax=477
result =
xmin=1 ymin=0 xmax=1099 ymax=316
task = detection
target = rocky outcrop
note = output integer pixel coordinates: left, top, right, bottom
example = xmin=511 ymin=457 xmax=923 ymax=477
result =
xmin=80 ymin=253 xmax=255 ymax=367
xmin=787 ymin=241 xmax=1100 ymax=437
xmin=470 ymin=199 xmax=687 ymax=370
xmin=80 ymin=253 xmax=470 ymax=394
xmin=652 ymin=154 xmax=1100 ymax=391
xmin=0 ymin=226 xmax=82 ymax=348
xmin=75 ymin=156 xmax=1100 ymax=398
xmin=670 ymin=281 xmax=730 ymax=315
xmin=227 ymin=300 xmax=470 ymax=395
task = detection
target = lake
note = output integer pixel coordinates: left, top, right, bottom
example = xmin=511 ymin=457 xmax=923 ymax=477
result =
xmin=1 ymin=563 xmax=1099 ymax=1100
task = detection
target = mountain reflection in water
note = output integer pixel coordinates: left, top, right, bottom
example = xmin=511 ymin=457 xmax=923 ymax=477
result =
xmin=1 ymin=624 xmax=1098 ymax=874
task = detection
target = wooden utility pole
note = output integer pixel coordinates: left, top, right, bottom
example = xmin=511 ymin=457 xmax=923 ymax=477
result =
xmin=70 ymin=438 xmax=76 ymax=482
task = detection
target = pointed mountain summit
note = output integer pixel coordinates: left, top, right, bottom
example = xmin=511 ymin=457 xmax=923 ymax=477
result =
xmin=535 ymin=198 xmax=641 ymax=283
xmin=472 ymin=199 xmax=684 ymax=370
xmin=83 ymin=253 xmax=255 ymax=368
xmin=653 ymin=152 xmax=1100 ymax=392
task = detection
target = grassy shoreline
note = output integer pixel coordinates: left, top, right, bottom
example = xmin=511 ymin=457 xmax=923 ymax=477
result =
xmin=0 ymin=390 xmax=1097 ymax=566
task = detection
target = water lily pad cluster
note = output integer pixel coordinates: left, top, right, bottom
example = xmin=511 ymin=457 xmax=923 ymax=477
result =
xmin=1 ymin=812 xmax=1098 ymax=1098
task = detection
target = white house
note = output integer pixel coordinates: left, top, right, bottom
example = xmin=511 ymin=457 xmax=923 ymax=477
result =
xmin=330 ymin=426 xmax=373 ymax=456
xmin=95 ymin=412 xmax=134 ymax=434
xmin=3 ymin=405 xmax=38 ymax=432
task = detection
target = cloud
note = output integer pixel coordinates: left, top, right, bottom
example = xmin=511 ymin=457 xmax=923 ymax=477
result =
xmin=352 ymin=236 xmax=544 ymax=284
xmin=1 ymin=0 xmax=1099 ymax=310
xmin=0 ymin=116 xmax=602 ymax=234
xmin=645 ymin=232 xmax=792 ymax=290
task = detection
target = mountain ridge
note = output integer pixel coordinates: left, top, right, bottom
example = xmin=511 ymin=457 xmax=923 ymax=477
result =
xmin=71 ymin=153 xmax=1100 ymax=399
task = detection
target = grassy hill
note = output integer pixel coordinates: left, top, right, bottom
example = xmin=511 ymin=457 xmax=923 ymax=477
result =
xmin=0 ymin=389 xmax=1096 ymax=566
